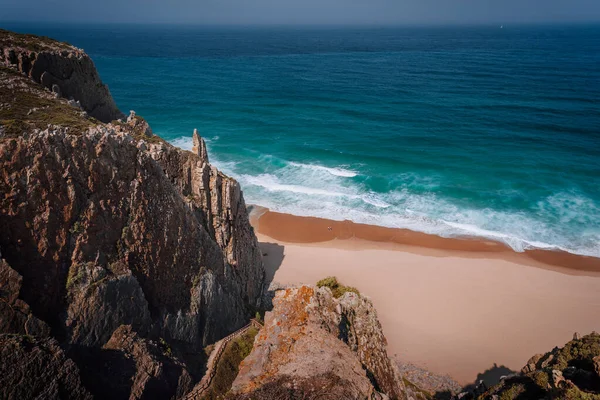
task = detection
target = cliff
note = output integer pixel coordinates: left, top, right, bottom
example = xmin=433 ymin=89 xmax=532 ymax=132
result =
xmin=0 ymin=29 xmax=265 ymax=399
xmin=229 ymin=285 xmax=425 ymax=400
xmin=0 ymin=28 xmax=123 ymax=122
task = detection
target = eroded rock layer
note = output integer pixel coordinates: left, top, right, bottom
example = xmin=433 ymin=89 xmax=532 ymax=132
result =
xmin=0 ymin=29 xmax=265 ymax=399
xmin=230 ymin=286 xmax=413 ymax=400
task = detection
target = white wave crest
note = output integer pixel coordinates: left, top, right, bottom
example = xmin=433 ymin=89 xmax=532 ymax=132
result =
xmin=242 ymin=174 xmax=347 ymax=197
xmin=169 ymin=136 xmax=193 ymax=151
xmin=289 ymin=162 xmax=358 ymax=177
xmin=168 ymin=135 xmax=600 ymax=258
xmin=241 ymin=173 xmax=390 ymax=208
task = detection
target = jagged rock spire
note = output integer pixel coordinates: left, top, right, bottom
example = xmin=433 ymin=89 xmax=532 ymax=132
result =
xmin=192 ymin=129 xmax=209 ymax=164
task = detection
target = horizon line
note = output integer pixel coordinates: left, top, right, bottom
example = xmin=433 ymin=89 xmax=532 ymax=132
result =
xmin=2 ymin=19 xmax=600 ymax=28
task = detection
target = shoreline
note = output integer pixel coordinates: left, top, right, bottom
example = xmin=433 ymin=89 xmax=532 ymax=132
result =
xmin=248 ymin=205 xmax=600 ymax=276
xmin=249 ymin=205 xmax=600 ymax=384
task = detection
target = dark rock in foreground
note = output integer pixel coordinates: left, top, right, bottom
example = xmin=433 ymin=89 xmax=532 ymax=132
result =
xmin=0 ymin=334 xmax=92 ymax=400
xmin=476 ymin=332 xmax=600 ymax=400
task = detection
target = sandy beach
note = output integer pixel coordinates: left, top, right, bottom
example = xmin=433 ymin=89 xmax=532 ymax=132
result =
xmin=250 ymin=206 xmax=600 ymax=385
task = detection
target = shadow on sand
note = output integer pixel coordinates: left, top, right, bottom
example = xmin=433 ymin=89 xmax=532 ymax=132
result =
xmin=431 ymin=363 xmax=517 ymax=399
xmin=473 ymin=363 xmax=517 ymax=387
xmin=259 ymin=241 xmax=285 ymax=287
xmin=463 ymin=363 xmax=517 ymax=393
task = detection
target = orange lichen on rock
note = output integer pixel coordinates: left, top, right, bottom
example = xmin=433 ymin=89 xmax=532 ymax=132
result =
xmin=230 ymin=285 xmax=410 ymax=399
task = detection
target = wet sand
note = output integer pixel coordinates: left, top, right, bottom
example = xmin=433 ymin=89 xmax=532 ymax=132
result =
xmin=250 ymin=206 xmax=600 ymax=385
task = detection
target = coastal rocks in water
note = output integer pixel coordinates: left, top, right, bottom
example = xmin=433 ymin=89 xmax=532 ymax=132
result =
xmin=231 ymin=285 xmax=414 ymax=399
xmin=0 ymin=28 xmax=124 ymax=122
xmin=478 ymin=332 xmax=600 ymax=399
xmin=0 ymin=334 xmax=92 ymax=400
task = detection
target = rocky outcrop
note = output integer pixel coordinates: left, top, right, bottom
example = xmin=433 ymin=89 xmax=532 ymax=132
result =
xmin=0 ymin=29 xmax=265 ymax=399
xmin=1 ymin=110 xmax=264 ymax=352
xmin=478 ymin=332 xmax=600 ymax=399
xmin=0 ymin=28 xmax=123 ymax=122
xmin=396 ymin=361 xmax=462 ymax=397
xmin=0 ymin=334 xmax=92 ymax=400
xmin=231 ymin=286 xmax=412 ymax=399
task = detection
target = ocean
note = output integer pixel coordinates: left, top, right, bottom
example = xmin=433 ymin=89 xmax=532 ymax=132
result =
xmin=4 ymin=23 xmax=600 ymax=257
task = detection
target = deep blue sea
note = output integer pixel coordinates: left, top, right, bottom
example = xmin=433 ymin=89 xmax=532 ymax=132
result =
xmin=4 ymin=23 xmax=600 ymax=256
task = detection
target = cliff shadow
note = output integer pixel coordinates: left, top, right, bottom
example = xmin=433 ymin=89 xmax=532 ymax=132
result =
xmin=259 ymin=241 xmax=285 ymax=287
xmin=68 ymin=345 xmax=136 ymax=399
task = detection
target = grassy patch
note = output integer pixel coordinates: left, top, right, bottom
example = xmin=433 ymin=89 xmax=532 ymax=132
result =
xmin=203 ymin=327 xmax=259 ymax=400
xmin=0 ymin=28 xmax=73 ymax=52
xmin=498 ymin=383 xmax=526 ymax=400
xmin=70 ymin=221 xmax=83 ymax=235
xmin=159 ymin=337 xmax=173 ymax=358
xmin=0 ymin=67 xmax=95 ymax=137
xmin=317 ymin=276 xmax=360 ymax=298
xmin=66 ymin=263 xmax=85 ymax=290
xmin=553 ymin=333 xmax=600 ymax=371
xmin=254 ymin=311 xmax=263 ymax=324
xmin=481 ymin=334 xmax=600 ymax=399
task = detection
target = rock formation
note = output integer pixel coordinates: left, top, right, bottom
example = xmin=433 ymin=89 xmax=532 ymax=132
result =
xmin=0 ymin=29 xmax=265 ymax=399
xmin=0 ymin=28 xmax=124 ymax=122
xmin=477 ymin=332 xmax=600 ymax=399
xmin=230 ymin=285 xmax=423 ymax=400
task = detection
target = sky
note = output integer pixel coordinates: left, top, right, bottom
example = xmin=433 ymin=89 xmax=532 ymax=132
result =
xmin=1 ymin=0 xmax=599 ymax=25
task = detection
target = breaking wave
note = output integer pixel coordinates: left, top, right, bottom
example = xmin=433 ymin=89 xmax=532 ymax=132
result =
xmin=170 ymin=135 xmax=600 ymax=258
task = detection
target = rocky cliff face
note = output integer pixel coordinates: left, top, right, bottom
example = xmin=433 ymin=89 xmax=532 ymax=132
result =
xmin=230 ymin=286 xmax=421 ymax=400
xmin=1 ymin=112 xmax=265 ymax=351
xmin=0 ymin=29 xmax=265 ymax=399
xmin=477 ymin=332 xmax=600 ymax=400
xmin=0 ymin=28 xmax=123 ymax=122
xmin=0 ymin=334 xmax=93 ymax=400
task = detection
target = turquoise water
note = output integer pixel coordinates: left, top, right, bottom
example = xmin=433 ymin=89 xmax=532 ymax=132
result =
xmin=5 ymin=23 xmax=600 ymax=256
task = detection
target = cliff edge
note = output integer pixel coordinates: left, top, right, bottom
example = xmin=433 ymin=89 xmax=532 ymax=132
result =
xmin=0 ymin=29 xmax=265 ymax=399
xmin=0 ymin=28 xmax=124 ymax=122
xmin=229 ymin=285 xmax=424 ymax=400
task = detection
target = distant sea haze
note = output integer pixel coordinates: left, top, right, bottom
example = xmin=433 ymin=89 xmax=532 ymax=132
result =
xmin=8 ymin=23 xmax=600 ymax=257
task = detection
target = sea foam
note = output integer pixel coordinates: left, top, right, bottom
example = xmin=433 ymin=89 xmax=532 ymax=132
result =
xmin=289 ymin=162 xmax=358 ymax=177
xmin=170 ymin=136 xmax=600 ymax=258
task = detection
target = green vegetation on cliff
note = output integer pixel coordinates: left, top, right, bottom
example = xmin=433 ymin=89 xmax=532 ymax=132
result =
xmin=317 ymin=276 xmax=360 ymax=298
xmin=478 ymin=333 xmax=600 ymax=400
xmin=203 ymin=327 xmax=259 ymax=400
xmin=0 ymin=67 xmax=96 ymax=137
xmin=0 ymin=28 xmax=73 ymax=52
